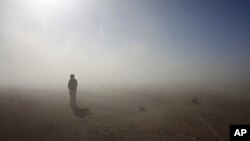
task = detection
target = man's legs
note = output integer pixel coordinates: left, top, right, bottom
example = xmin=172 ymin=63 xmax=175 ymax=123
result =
xmin=69 ymin=90 xmax=76 ymax=107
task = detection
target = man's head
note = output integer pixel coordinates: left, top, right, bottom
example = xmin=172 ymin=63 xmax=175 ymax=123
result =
xmin=70 ymin=74 xmax=75 ymax=79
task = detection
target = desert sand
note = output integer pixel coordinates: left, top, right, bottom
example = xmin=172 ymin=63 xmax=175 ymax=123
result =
xmin=0 ymin=87 xmax=249 ymax=141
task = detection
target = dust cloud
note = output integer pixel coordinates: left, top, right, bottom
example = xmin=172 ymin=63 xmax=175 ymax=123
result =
xmin=1 ymin=0 xmax=249 ymax=92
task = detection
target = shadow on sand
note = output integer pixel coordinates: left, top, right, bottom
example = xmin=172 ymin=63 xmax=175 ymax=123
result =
xmin=71 ymin=106 xmax=91 ymax=118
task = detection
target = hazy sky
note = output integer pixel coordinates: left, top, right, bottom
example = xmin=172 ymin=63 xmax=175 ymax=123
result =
xmin=1 ymin=0 xmax=250 ymax=89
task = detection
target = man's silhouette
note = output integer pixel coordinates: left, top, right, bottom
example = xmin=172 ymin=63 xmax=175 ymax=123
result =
xmin=68 ymin=74 xmax=77 ymax=107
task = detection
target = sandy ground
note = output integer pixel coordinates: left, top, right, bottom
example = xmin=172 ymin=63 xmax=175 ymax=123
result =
xmin=0 ymin=88 xmax=249 ymax=141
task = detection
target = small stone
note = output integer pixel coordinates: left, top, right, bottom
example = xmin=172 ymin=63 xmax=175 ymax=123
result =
xmin=139 ymin=106 xmax=147 ymax=112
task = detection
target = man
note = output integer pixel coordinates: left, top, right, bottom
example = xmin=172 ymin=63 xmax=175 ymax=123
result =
xmin=68 ymin=74 xmax=77 ymax=107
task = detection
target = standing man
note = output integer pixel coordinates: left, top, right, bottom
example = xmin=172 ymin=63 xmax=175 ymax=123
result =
xmin=68 ymin=74 xmax=77 ymax=107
